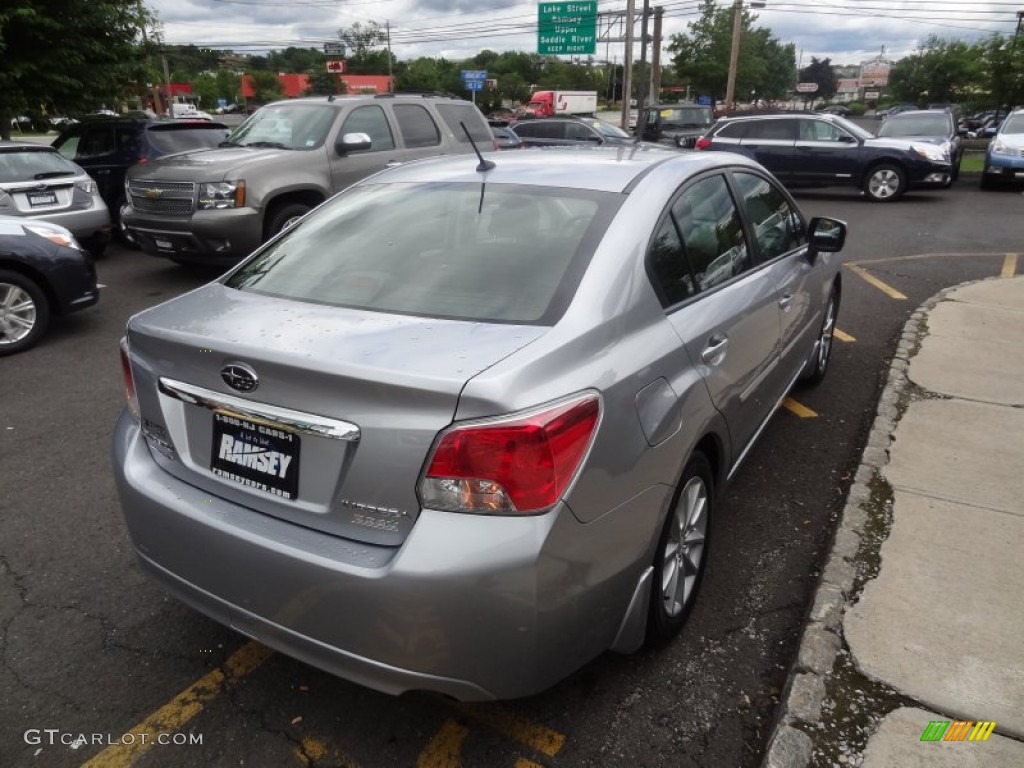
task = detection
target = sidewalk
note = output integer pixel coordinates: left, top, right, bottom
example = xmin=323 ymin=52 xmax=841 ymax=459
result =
xmin=763 ymin=276 xmax=1024 ymax=768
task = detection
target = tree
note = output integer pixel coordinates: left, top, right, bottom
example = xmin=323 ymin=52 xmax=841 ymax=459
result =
xmin=666 ymin=0 xmax=795 ymax=105
xmin=305 ymin=69 xmax=347 ymax=97
xmin=887 ymin=36 xmax=983 ymax=105
xmin=0 ymin=0 xmax=157 ymax=138
xmin=247 ymin=70 xmax=284 ymax=103
xmin=799 ymin=57 xmax=837 ymax=106
xmin=337 ymin=21 xmax=393 ymax=75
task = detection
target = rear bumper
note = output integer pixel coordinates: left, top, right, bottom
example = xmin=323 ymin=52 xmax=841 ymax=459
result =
xmin=24 ymin=205 xmax=110 ymax=242
xmin=122 ymin=206 xmax=263 ymax=265
xmin=112 ymin=410 xmax=656 ymax=700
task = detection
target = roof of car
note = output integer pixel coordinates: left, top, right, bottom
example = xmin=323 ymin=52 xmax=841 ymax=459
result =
xmin=359 ymin=145 xmax=757 ymax=193
xmin=0 ymin=140 xmax=59 ymax=152
xmin=265 ymin=93 xmax=474 ymax=108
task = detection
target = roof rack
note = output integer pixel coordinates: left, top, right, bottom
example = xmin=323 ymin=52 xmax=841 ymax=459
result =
xmin=373 ymin=91 xmax=459 ymax=100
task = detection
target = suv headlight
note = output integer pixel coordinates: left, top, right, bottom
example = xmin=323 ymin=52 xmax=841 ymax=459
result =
xmin=991 ymin=140 xmax=1010 ymax=155
xmin=198 ymin=181 xmax=245 ymax=210
xmin=911 ymin=144 xmax=948 ymax=162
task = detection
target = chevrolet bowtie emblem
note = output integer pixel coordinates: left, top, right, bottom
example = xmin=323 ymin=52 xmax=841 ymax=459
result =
xmin=144 ymin=188 xmax=162 ymax=200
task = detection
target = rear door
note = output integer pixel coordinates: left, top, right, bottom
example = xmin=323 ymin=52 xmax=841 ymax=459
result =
xmin=648 ymin=172 xmax=783 ymax=458
xmin=392 ymin=103 xmax=445 ymax=162
xmin=738 ymin=118 xmax=799 ymax=180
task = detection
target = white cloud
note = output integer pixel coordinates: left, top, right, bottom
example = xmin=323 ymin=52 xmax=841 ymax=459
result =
xmin=147 ymin=0 xmax=1018 ymax=65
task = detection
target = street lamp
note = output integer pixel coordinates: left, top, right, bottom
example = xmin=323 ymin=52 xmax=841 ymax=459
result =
xmin=724 ymin=0 xmax=765 ymax=110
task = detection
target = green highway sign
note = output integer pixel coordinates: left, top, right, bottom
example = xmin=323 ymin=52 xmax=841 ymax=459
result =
xmin=538 ymin=1 xmax=597 ymax=56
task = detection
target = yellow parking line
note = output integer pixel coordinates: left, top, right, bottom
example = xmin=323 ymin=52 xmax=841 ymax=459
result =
xmin=846 ymin=264 xmax=907 ymax=300
xmin=834 ymin=328 xmax=856 ymax=343
xmin=418 ymin=719 xmax=470 ymax=768
xmin=1002 ymin=253 xmax=1018 ymax=278
xmin=82 ymin=642 xmax=272 ymax=768
xmin=455 ymin=703 xmax=566 ymax=757
xmin=782 ymin=398 xmax=818 ymax=419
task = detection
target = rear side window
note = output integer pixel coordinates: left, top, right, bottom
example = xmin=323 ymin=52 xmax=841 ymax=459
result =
xmin=565 ymin=122 xmax=596 ymax=141
xmin=513 ymin=121 xmax=562 ymax=139
xmin=78 ymin=125 xmax=117 ymax=158
xmin=393 ymin=104 xmax=441 ymax=148
xmin=714 ymin=121 xmax=747 ymax=139
xmin=746 ymin=119 xmax=797 ymax=141
xmin=226 ymin=182 xmax=622 ymax=325
xmin=435 ymin=103 xmax=492 ymax=144
xmin=146 ymin=124 xmax=231 ymax=154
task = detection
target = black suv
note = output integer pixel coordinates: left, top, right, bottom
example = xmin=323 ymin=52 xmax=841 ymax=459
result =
xmin=875 ymin=109 xmax=966 ymax=181
xmin=511 ymin=116 xmax=636 ymax=147
xmin=696 ymin=112 xmax=952 ymax=202
xmin=637 ymin=103 xmax=713 ymax=147
xmin=52 ymin=114 xmax=230 ymax=238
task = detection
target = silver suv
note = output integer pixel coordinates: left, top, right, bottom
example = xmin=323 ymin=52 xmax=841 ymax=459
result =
xmin=121 ymin=94 xmax=495 ymax=265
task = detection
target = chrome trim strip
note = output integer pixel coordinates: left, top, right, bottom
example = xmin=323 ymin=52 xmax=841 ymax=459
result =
xmin=158 ymin=377 xmax=360 ymax=442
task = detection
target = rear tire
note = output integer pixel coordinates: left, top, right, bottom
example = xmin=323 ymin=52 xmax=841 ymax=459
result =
xmin=646 ymin=453 xmax=713 ymax=647
xmin=0 ymin=269 xmax=50 ymax=356
xmin=864 ymin=163 xmax=907 ymax=202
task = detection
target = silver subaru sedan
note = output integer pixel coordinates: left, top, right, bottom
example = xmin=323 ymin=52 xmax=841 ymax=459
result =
xmin=113 ymin=146 xmax=847 ymax=701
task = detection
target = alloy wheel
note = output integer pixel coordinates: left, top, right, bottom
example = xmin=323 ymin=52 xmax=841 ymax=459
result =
xmin=0 ymin=282 xmax=37 ymax=345
xmin=661 ymin=474 xmax=709 ymax=618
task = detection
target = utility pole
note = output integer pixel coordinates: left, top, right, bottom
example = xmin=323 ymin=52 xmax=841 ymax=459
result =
xmin=651 ymin=7 xmax=663 ymax=104
xmin=621 ymin=0 xmax=635 ymax=131
xmin=386 ymin=20 xmax=394 ymax=92
xmin=724 ymin=1 xmax=765 ymax=110
xmin=637 ymin=0 xmax=651 ymax=126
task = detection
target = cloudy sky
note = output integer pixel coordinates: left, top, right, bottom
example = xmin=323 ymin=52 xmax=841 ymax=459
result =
xmin=149 ymin=0 xmax=1019 ymax=67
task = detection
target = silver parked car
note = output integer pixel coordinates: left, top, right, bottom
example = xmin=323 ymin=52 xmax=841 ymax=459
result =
xmin=0 ymin=141 xmax=111 ymax=257
xmin=113 ymin=147 xmax=847 ymax=700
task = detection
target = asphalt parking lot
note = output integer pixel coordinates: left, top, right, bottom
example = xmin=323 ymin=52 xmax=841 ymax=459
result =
xmin=1 ymin=177 xmax=1021 ymax=768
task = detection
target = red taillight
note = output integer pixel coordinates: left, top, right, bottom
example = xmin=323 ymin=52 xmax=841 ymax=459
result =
xmin=136 ymin=156 xmax=149 ymax=164
xmin=419 ymin=395 xmax=600 ymax=515
xmin=694 ymin=136 xmax=711 ymax=150
xmin=119 ymin=337 xmax=140 ymax=420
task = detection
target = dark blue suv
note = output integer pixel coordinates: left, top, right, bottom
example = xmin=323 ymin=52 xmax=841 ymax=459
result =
xmin=695 ymin=113 xmax=951 ymax=201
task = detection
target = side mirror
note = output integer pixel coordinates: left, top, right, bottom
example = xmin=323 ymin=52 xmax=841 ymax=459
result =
xmin=807 ymin=216 xmax=847 ymax=260
xmin=336 ymin=132 xmax=372 ymax=155
xmin=839 ymin=134 xmax=857 ymax=144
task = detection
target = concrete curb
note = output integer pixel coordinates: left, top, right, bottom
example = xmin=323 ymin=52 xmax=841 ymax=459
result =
xmin=759 ymin=277 xmax=1000 ymax=768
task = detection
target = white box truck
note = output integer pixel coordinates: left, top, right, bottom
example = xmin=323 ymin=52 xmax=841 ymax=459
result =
xmin=524 ymin=91 xmax=598 ymax=118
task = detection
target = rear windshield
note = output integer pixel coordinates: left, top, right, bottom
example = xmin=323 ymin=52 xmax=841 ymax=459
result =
xmin=147 ymin=123 xmax=231 ymax=153
xmin=434 ymin=103 xmax=493 ymax=144
xmin=225 ymin=182 xmax=622 ymax=325
xmin=878 ymin=114 xmax=951 ymax=137
xmin=0 ymin=148 xmax=81 ymax=182
xmin=660 ymin=106 xmax=712 ymax=128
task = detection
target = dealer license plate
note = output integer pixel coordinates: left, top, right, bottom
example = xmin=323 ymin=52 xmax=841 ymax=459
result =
xmin=27 ymin=190 xmax=58 ymax=207
xmin=210 ymin=412 xmax=300 ymax=499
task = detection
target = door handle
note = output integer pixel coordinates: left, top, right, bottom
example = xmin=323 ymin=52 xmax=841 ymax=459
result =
xmin=779 ymin=293 xmax=794 ymax=311
xmin=701 ymin=335 xmax=729 ymax=364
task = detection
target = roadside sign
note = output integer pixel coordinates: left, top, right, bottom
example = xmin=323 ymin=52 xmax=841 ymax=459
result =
xmin=326 ymin=60 xmax=347 ymax=74
xmin=324 ymin=42 xmax=344 ymax=56
xmin=465 ymin=81 xmax=484 ymax=91
xmin=461 ymin=70 xmax=487 ymax=82
xmin=698 ymin=96 xmax=712 ymax=106
xmin=538 ymin=1 xmax=597 ymax=55
xmin=797 ymin=82 xmax=819 ymax=93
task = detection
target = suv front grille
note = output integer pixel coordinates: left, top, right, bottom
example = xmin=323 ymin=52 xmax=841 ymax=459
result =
xmin=128 ymin=179 xmax=196 ymax=215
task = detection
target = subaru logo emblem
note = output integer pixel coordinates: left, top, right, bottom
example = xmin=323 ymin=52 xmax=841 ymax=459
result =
xmin=221 ymin=363 xmax=258 ymax=393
